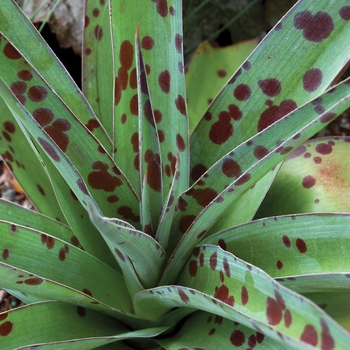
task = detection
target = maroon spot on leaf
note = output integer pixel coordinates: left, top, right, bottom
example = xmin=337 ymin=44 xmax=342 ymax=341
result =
xmin=158 ymin=130 xmax=165 ymax=142
xmin=115 ymin=248 xmax=126 ymax=261
xmin=144 ymin=150 xmax=162 ymax=192
xmin=191 ymin=164 xmax=207 ymax=182
xmin=120 ymin=113 xmax=127 ymax=125
xmin=209 ymin=251 xmax=217 ymax=270
xmin=175 ymin=33 xmax=182 ymax=53
xmin=243 ymin=61 xmax=251 ymax=70
xmin=82 ymin=288 xmax=93 ymax=297
xmin=178 ymin=214 xmax=196 ymax=234
xmin=38 ymin=137 xmax=60 ymax=162
xmin=117 ymin=206 xmax=139 ymax=223
xmin=294 ymin=11 xmax=334 ymax=42
xmin=17 ymin=69 xmax=33 ymax=81
xmin=214 ymin=284 xmax=234 ymax=306
xmin=131 ymin=132 xmax=139 ymax=153
xmin=303 ymin=68 xmax=323 ymax=92
xmin=241 ymin=286 xmax=248 ymax=305
xmin=24 ymin=277 xmax=43 ymax=285
xmin=175 ymin=95 xmax=186 ymax=115
xmin=258 ymin=78 xmax=281 ymax=97
xmin=189 ymin=260 xmax=197 ymax=277
xmin=316 ymin=143 xmax=332 ymax=154
xmin=2 ymin=249 xmax=9 ymax=260
xmin=217 ymin=69 xmax=227 ymax=77
xmin=313 ymin=156 xmax=322 ymax=164
xmin=276 ymin=260 xmax=283 ymax=269
xmin=258 ymin=100 xmax=297 ymax=132
xmin=130 ymin=94 xmax=138 ymax=115
xmin=254 ymin=145 xmax=269 ymax=159
xmin=84 ymin=15 xmax=90 ymax=28
xmin=4 ymin=43 xmax=21 ymax=59
xmin=199 ymin=253 xmax=205 ymax=267
xmin=300 ymin=324 xmax=318 ymax=346
xmin=3 ymin=121 xmax=15 ymax=134
xmin=59 ymin=248 xmax=67 ymax=261
xmin=37 ymin=184 xmax=45 ymax=196
xmin=77 ymin=306 xmax=86 ymax=317
xmin=114 ymin=77 xmax=122 ymax=106
xmin=275 ymin=22 xmax=283 ymax=30
xmin=284 ymin=309 xmax=292 ymax=327
xmin=302 ymin=175 xmax=316 ymax=188
xmin=10 ymin=81 xmax=27 ymax=102
xmin=204 ymin=111 xmax=212 ymax=121
xmin=129 ymin=68 xmax=137 ymax=89
xmin=266 ymin=296 xmax=283 ymax=325
xmin=176 ymin=133 xmax=186 ymax=151
xmin=230 ymin=330 xmax=245 ymax=346
xmin=178 ymin=288 xmax=189 ymax=303
xmin=85 ymin=119 xmax=100 ymax=132
xmin=296 ymin=238 xmax=307 ymax=253
xmin=158 ymin=70 xmax=171 ymax=93
xmin=236 ymin=173 xmax=251 ymax=186
xmin=314 ymin=105 xmax=325 ymax=114
xmin=320 ymin=112 xmax=337 ymax=123
xmin=44 ymin=119 xmax=71 ymax=152
xmin=28 ymin=86 xmax=48 ymax=102
xmin=320 ymin=318 xmax=334 ymax=350
xmin=234 ymin=84 xmax=252 ymax=101
xmin=120 ymin=40 xmax=134 ymax=70
xmin=0 ymin=321 xmax=13 ymax=336
xmin=153 ymin=109 xmax=162 ymax=123
xmin=287 ymin=145 xmax=306 ymax=159
xmin=223 ymin=256 xmax=230 ymax=277
xmin=209 ymin=112 xmax=233 ymax=144
xmin=107 ymin=195 xmax=119 ymax=203
xmin=218 ymin=239 xmax=226 ymax=250
xmin=33 ymin=108 xmax=54 ymax=126
xmin=170 ymin=6 xmax=175 ymax=15
xmin=275 ymin=290 xmax=286 ymax=310
xmin=92 ymin=8 xmax=99 ymax=17
xmin=208 ymin=328 xmax=216 ymax=336
xmin=11 ymin=225 xmax=17 ymax=233
xmin=94 ymin=25 xmax=103 ymax=41
xmin=228 ymin=68 xmax=242 ymax=84
xmin=186 ymin=187 xmax=218 ymax=207
xmin=228 ymin=104 xmax=243 ymax=120
xmin=88 ymin=161 xmax=122 ymax=191
xmin=118 ymin=66 xmax=129 ymax=90
xmin=304 ymin=152 xmax=311 ymax=158
xmin=142 ymin=36 xmax=155 ymax=50
xmin=151 ymin=0 xmax=168 ymax=17
xmin=0 ymin=313 xmax=8 ymax=322
xmin=77 ymin=179 xmax=89 ymax=195
xmin=340 ymin=6 xmax=350 ymax=20
xmin=222 ymin=159 xmax=241 ymax=178
xmin=177 ymin=197 xmax=188 ymax=211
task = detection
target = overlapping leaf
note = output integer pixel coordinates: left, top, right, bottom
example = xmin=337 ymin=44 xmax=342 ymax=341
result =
xmin=162 ymin=79 xmax=350 ymax=285
xmin=136 ymin=245 xmax=350 ymax=348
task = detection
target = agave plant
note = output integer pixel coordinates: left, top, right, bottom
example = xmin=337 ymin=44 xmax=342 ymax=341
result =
xmin=1 ymin=0 xmax=350 ymax=348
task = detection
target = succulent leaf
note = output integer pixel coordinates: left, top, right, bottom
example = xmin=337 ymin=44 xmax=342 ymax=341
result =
xmin=256 ymin=137 xmax=350 ymax=217
xmin=0 ymin=301 xmax=168 ymax=349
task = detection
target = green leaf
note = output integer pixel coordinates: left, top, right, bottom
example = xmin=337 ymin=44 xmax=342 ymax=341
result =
xmin=157 ymin=310 xmax=288 ymax=349
xmin=190 ymin=0 xmax=350 ymax=176
xmin=89 ymin=207 xmax=167 ymax=290
xmin=0 ymin=199 xmax=76 ymax=245
xmin=162 ymin=79 xmax=350 ymax=285
xmin=0 ymin=221 xmax=133 ymax=317
xmin=107 ymin=0 xmax=189 ymax=198
xmin=186 ymin=39 xmax=258 ymax=135
xmin=0 ymin=0 xmax=112 ymax=150
xmin=0 ymin=93 xmax=67 ymax=223
xmin=135 ymin=28 xmax=163 ymax=234
xmin=203 ymin=213 xmax=350 ymax=279
xmin=0 ymin=40 xmax=140 ymax=224
xmin=136 ymin=245 xmax=350 ymax=348
xmin=256 ymin=137 xmax=350 ymax=218
xmin=0 ymin=301 xmax=168 ymax=349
